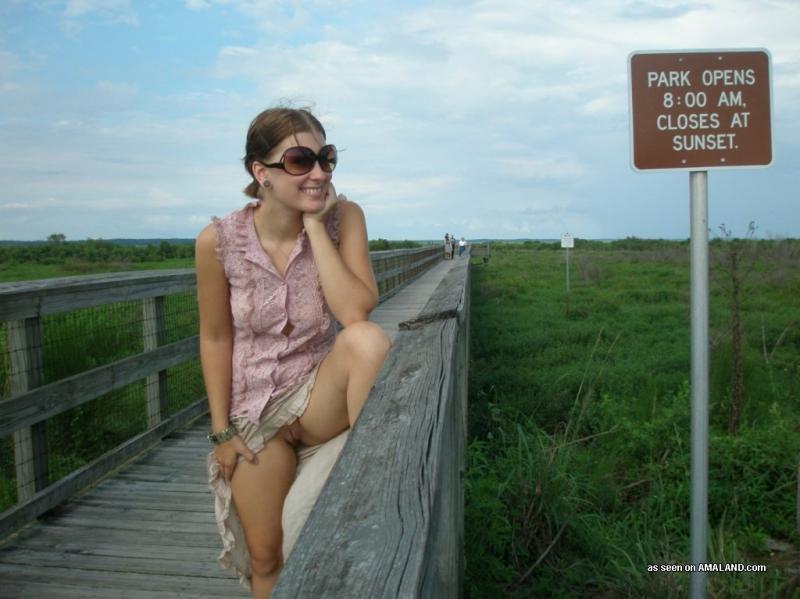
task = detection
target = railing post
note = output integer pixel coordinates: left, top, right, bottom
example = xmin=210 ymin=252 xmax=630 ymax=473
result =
xmin=143 ymin=296 xmax=167 ymax=428
xmin=8 ymin=317 xmax=48 ymax=502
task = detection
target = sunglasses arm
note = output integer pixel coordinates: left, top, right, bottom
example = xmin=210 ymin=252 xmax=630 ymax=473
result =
xmin=256 ymin=160 xmax=286 ymax=171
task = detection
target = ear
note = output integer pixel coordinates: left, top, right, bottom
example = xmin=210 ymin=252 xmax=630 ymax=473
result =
xmin=250 ymin=161 xmax=269 ymax=186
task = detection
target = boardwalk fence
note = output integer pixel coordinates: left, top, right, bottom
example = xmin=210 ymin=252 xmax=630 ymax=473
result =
xmin=0 ymin=245 xmax=439 ymax=540
xmin=275 ymin=252 xmax=470 ymax=598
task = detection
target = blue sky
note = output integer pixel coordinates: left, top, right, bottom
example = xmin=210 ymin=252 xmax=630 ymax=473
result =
xmin=1 ymin=0 xmax=798 ymax=241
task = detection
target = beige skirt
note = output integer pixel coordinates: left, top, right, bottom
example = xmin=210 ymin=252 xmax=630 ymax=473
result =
xmin=207 ymin=364 xmax=320 ymax=590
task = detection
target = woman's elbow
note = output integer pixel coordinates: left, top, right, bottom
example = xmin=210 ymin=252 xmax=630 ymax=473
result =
xmin=340 ymin=299 xmax=377 ymax=326
xmin=339 ymin=309 xmax=370 ymax=327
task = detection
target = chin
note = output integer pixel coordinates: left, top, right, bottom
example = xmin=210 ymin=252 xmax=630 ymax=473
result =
xmin=303 ymin=198 xmax=326 ymax=212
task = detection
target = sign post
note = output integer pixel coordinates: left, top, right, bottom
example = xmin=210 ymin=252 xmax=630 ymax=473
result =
xmin=561 ymin=233 xmax=574 ymax=293
xmin=628 ymin=49 xmax=772 ymax=599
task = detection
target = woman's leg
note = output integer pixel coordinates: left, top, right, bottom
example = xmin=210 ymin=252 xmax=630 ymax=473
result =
xmin=295 ymin=320 xmax=390 ymax=445
xmin=230 ymin=434 xmax=297 ymax=599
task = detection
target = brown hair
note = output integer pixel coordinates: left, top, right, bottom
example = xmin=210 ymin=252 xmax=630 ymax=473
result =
xmin=242 ymin=107 xmax=327 ymax=198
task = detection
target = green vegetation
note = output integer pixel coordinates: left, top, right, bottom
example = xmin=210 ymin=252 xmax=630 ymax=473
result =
xmin=465 ymin=240 xmax=800 ymax=598
xmin=368 ymin=238 xmax=422 ymax=251
xmin=0 ymin=240 xmax=195 ymax=282
xmin=0 ymin=238 xmax=425 ymax=282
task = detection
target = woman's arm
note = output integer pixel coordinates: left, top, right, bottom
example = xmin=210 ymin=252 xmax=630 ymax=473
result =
xmin=195 ymin=225 xmax=235 ymax=433
xmin=196 ymin=225 xmax=257 ymax=479
xmin=304 ymin=190 xmax=379 ymax=326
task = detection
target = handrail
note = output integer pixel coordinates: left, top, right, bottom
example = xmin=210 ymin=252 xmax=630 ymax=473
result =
xmin=274 ymin=252 xmax=470 ymax=598
xmin=0 ymin=245 xmax=440 ymax=539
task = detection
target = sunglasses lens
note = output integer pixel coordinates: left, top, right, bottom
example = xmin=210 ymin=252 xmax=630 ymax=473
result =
xmin=319 ymin=145 xmax=337 ymax=172
xmin=283 ymin=147 xmax=317 ymax=175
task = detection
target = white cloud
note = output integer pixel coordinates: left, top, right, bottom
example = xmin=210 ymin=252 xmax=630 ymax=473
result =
xmin=61 ymin=0 xmax=138 ymax=34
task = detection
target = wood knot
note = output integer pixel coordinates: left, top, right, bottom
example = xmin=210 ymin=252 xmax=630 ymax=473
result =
xmin=398 ymin=309 xmax=458 ymax=330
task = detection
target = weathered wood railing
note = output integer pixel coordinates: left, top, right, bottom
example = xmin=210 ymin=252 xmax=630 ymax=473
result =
xmin=0 ymin=245 xmax=439 ymax=539
xmin=275 ymin=250 xmax=470 ymax=598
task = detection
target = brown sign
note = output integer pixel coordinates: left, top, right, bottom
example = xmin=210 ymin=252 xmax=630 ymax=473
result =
xmin=629 ymin=50 xmax=772 ymax=171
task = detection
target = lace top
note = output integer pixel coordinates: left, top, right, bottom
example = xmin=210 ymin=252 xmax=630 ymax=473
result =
xmin=212 ymin=200 xmax=340 ymax=423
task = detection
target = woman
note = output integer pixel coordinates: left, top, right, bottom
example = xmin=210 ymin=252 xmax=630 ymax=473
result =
xmin=195 ymin=107 xmax=391 ymax=598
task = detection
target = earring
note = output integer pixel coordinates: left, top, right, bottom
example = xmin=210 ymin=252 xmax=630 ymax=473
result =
xmin=261 ymin=179 xmax=271 ymax=189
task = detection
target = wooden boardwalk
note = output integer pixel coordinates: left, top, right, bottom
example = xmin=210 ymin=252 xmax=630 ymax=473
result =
xmin=0 ymin=256 xmax=460 ymax=599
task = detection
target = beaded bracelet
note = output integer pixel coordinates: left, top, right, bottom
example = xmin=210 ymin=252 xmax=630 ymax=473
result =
xmin=207 ymin=423 xmax=237 ymax=445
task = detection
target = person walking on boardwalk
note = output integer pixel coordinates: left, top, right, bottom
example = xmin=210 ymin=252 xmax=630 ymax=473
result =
xmin=195 ymin=106 xmax=391 ymax=598
xmin=444 ymin=233 xmax=452 ymax=259
xmin=458 ymin=236 xmax=466 ymax=257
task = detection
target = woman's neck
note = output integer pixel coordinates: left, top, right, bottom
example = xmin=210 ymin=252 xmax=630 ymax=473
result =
xmin=252 ymin=195 xmax=304 ymax=243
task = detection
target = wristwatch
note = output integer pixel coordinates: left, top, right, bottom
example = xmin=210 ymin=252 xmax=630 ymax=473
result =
xmin=207 ymin=424 xmax=237 ymax=445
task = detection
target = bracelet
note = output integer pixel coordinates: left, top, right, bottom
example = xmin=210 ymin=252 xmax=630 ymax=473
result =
xmin=207 ymin=423 xmax=237 ymax=445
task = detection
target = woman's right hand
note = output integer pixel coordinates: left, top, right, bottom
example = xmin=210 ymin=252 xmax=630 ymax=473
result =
xmin=214 ymin=436 xmax=258 ymax=483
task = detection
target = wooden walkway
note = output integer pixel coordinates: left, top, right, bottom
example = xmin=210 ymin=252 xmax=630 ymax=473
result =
xmin=0 ymin=256 xmax=460 ymax=599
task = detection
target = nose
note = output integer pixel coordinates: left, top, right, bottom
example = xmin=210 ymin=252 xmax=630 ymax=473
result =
xmin=308 ymin=159 xmax=331 ymax=181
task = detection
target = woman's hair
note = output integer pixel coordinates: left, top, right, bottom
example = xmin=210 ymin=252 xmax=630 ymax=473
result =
xmin=242 ymin=107 xmax=327 ymax=198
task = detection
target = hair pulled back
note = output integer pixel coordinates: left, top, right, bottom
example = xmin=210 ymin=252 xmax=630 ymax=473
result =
xmin=242 ymin=107 xmax=327 ymax=198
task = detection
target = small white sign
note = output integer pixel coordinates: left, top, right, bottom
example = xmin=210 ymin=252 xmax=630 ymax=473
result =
xmin=561 ymin=233 xmax=574 ymax=249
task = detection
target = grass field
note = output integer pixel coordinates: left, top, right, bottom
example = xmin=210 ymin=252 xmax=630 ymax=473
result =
xmin=0 ymin=258 xmax=195 ymax=283
xmin=465 ymin=241 xmax=799 ymax=598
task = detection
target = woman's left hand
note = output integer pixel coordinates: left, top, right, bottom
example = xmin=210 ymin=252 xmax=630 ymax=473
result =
xmin=303 ymin=182 xmax=339 ymax=226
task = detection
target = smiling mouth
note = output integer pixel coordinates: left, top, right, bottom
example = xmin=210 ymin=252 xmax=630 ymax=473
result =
xmin=301 ymin=186 xmax=324 ymax=196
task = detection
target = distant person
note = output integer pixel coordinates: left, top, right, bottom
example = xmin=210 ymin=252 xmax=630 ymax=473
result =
xmin=451 ymin=236 xmax=457 ymax=259
xmin=195 ymin=106 xmax=391 ymax=598
xmin=458 ymin=236 xmax=466 ymax=256
xmin=444 ymin=233 xmax=452 ymax=259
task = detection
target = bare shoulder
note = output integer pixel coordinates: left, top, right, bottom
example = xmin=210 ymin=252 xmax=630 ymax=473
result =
xmin=195 ymin=223 xmax=222 ymax=268
xmin=196 ymin=223 xmax=218 ymax=253
xmin=336 ymin=196 xmax=366 ymax=227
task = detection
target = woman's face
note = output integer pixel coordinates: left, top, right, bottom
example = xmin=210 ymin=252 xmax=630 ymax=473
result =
xmin=260 ymin=129 xmax=333 ymax=215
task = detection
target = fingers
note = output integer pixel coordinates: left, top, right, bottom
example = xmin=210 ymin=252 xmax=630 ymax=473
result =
xmin=238 ymin=440 xmax=258 ymax=465
xmin=215 ymin=437 xmax=258 ymax=483
xmin=319 ymin=183 xmax=338 ymax=217
xmin=222 ymin=461 xmax=235 ymax=483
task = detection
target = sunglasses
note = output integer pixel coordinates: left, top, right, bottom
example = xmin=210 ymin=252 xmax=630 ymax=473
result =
xmin=257 ymin=144 xmax=338 ymax=176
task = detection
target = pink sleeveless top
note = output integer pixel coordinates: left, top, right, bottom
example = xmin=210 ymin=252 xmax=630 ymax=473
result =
xmin=212 ymin=200 xmax=339 ymax=423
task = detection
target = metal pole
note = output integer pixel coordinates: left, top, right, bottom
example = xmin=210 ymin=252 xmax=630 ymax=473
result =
xmin=566 ymin=248 xmax=570 ymax=293
xmin=690 ymin=170 xmax=709 ymax=599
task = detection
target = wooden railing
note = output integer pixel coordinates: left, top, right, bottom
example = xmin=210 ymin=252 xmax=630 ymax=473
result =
xmin=275 ymin=251 xmax=470 ymax=598
xmin=0 ymin=245 xmax=439 ymax=539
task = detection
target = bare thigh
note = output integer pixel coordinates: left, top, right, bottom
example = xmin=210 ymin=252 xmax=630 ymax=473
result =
xmin=294 ymin=341 xmax=350 ymax=445
xmin=294 ymin=321 xmax=390 ymax=446
xmin=229 ymin=434 xmax=297 ymax=564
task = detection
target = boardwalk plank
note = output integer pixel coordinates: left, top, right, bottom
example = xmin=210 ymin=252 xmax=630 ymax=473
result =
xmin=8 ymin=537 xmax=217 ymax=561
xmin=0 ymin=563 xmax=247 ymax=596
xmin=0 ymin=548 xmax=232 ymax=578
xmin=9 ymin=523 xmax=220 ymax=547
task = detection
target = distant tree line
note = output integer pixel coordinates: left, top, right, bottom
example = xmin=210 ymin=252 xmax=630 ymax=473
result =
xmin=0 ymin=236 xmax=425 ymax=265
xmin=493 ymin=236 xmax=798 ymax=251
xmin=0 ymin=239 xmax=195 ymax=264
xmin=368 ymin=238 xmax=422 ymax=251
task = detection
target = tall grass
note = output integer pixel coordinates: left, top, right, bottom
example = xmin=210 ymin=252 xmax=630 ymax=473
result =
xmin=466 ymin=243 xmax=800 ymax=597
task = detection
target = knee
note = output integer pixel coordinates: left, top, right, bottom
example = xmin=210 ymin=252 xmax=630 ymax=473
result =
xmin=249 ymin=544 xmax=283 ymax=578
xmin=339 ymin=321 xmax=391 ymax=360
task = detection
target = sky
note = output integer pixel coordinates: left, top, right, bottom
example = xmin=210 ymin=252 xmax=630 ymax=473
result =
xmin=1 ymin=0 xmax=798 ymax=241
